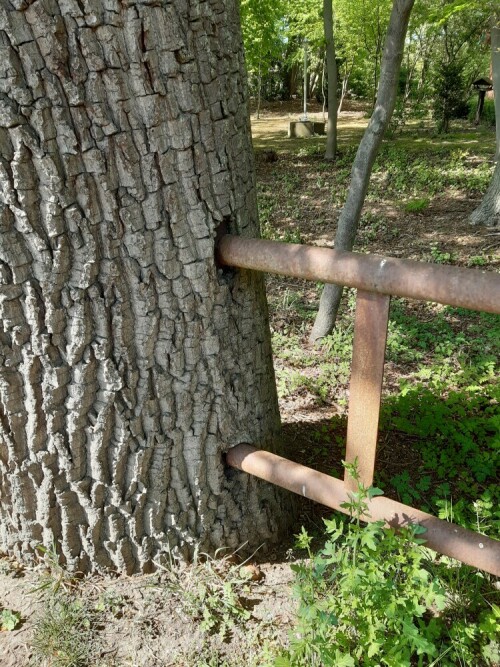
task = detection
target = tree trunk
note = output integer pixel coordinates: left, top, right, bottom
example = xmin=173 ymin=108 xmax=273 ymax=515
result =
xmin=469 ymin=158 xmax=500 ymax=227
xmin=0 ymin=0 xmax=290 ymax=574
xmin=257 ymin=54 xmax=263 ymax=120
xmin=309 ymin=0 xmax=415 ymax=344
xmin=491 ymin=17 xmax=500 ymax=158
xmin=323 ymin=0 xmax=338 ymax=161
xmin=469 ymin=16 xmax=500 ymax=227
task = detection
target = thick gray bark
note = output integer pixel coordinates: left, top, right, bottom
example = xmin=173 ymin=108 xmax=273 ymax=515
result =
xmin=323 ymin=0 xmax=338 ymax=161
xmin=469 ymin=16 xmax=500 ymax=227
xmin=309 ymin=0 xmax=415 ymax=343
xmin=0 ymin=0 xmax=290 ymax=574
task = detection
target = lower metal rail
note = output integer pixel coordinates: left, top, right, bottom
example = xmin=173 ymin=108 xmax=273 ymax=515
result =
xmin=227 ymin=445 xmax=500 ymax=576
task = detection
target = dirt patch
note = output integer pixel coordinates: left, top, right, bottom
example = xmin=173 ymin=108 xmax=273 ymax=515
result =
xmin=0 ymin=555 xmax=296 ymax=666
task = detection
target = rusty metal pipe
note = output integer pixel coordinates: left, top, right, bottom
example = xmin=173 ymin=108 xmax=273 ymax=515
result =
xmin=227 ymin=444 xmax=500 ymax=576
xmin=344 ymin=291 xmax=390 ymax=491
xmin=216 ymin=235 xmax=500 ymax=314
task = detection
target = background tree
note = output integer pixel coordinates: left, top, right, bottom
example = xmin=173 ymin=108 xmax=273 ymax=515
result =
xmin=240 ymin=0 xmax=285 ymax=115
xmin=0 ymin=0 xmax=290 ymax=574
xmin=309 ymin=0 xmax=415 ymax=343
xmin=433 ymin=59 xmax=469 ymax=133
xmin=323 ymin=0 xmax=338 ymax=160
xmin=429 ymin=1 xmax=490 ymax=133
xmin=470 ymin=12 xmax=500 ymax=227
xmin=285 ymin=0 xmax=325 ymax=102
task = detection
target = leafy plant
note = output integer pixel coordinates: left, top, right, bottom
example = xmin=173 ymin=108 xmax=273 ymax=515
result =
xmin=156 ymin=547 xmax=255 ymax=639
xmin=32 ymin=543 xmax=82 ymax=595
xmin=467 ymin=254 xmax=488 ymax=267
xmin=433 ymin=60 xmax=469 ymax=134
xmin=278 ymin=464 xmax=447 ymax=666
xmin=279 ymin=460 xmax=499 ymax=666
xmin=428 ymin=243 xmax=457 ymax=265
xmin=1 ymin=607 xmax=21 ymax=631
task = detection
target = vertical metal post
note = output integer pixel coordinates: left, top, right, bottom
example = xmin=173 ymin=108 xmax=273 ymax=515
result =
xmin=344 ymin=291 xmax=390 ymax=491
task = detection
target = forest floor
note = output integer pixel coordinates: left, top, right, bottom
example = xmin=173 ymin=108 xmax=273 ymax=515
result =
xmin=1 ymin=103 xmax=499 ymax=666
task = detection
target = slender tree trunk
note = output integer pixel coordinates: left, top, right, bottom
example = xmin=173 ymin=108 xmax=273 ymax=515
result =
xmin=257 ymin=53 xmax=263 ymax=120
xmin=469 ymin=16 xmax=500 ymax=227
xmin=0 ymin=0 xmax=290 ymax=574
xmin=493 ymin=18 xmax=500 ymax=159
xmin=338 ymin=62 xmax=353 ymax=114
xmin=309 ymin=0 xmax=415 ymax=343
xmin=323 ymin=0 xmax=338 ymax=161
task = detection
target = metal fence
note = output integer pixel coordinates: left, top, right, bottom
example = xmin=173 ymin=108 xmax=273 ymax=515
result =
xmin=216 ymin=234 xmax=500 ymax=577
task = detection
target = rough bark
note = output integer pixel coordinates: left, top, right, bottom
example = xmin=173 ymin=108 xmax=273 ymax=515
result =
xmin=323 ymin=0 xmax=337 ymax=161
xmin=469 ymin=16 xmax=500 ymax=227
xmin=309 ymin=0 xmax=415 ymax=344
xmin=0 ymin=0 xmax=290 ymax=574
xmin=470 ymin=158 xmax=500 ymax=227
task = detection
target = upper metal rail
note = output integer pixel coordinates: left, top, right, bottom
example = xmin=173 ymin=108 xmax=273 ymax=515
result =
xmin=216 ymin=235 xmax=500 ymax=314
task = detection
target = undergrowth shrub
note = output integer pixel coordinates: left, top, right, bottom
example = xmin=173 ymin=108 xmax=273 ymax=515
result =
xmin=278 ymin=464 xmax=499 ymax=667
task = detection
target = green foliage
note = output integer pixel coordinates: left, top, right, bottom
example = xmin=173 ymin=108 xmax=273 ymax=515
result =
xmin=31 ymin=595 xmax=96 ymax=667
xmin=1 ymin=607 xmax=21 ymax=631
xmin=370 ymin=145 xmax=492 ymax=200
xmin=156 ymin=547 xmax=254 ymax=639
xmin=468 ymin=97 xmax=496 ymax=127
xmin=32 ymin=543 xmax=81 ymax=595
xmin=240 ymin=0 xmax=286 ymax=98
xmin=380 ymin=384 xmax=499 ymax=529
xmin=278 ymin=464 xmax=499 ymax=666
xmin=404 ymin=197 xmax=430 ymax=213
xmin=467 ymin=254 xmax=488 ymax=267
xmin=278 ymin=467 xmax=448 ymax=666
xmin=433 ymin=60 xmax=470 ymax=133
xmin=428 ymin=242 xmax=457 ymax=264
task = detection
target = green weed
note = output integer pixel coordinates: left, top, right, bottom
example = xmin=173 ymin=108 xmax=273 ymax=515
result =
xmin=155 ymin=547 xmax=254 ymax=639
xmin=32 ymin=543 xmax=82 ymax=596
xmin=369 ymin=145 xmax=492 ymax=200
xmin=278 ymin=464 xmax=499 ymax=666
xmin=467 ymin=255 xmax=488 ymax=267
xmin=1 ymin=607 xmax=21 ymax=630
xmin=428 ymin=243 xmax=457 ymax=264
xmin=405 ymin=197 xmax=430 ymax=213
xmin=278 ymin=464 xmax=448 ymax=666
xmin=31 ymin=595 xmax=97 ymax=667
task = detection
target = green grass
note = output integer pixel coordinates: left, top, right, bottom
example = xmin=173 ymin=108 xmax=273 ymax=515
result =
xmin=31 ymin=595 xmax=98 ymax=667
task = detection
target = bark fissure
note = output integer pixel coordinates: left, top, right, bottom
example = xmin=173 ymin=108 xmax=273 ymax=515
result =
xmin=0 ymin=0 xmax=288 ymax=573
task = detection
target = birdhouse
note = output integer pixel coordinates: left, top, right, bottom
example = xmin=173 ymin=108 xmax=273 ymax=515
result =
xmin=472 ymin=77 xmax=493 ymax=92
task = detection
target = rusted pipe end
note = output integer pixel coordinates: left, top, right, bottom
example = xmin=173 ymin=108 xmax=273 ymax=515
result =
xmin=226 ymin=443 xmax=256 ymax=470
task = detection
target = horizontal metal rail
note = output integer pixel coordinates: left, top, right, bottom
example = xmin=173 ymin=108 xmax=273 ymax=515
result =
xmin=227 ymin=445 xmax=500 ymax=576
xmin=217 ymin=234 xmax=500 ymax=575
xmin=216 ymin=235 xmax=500 ymax=314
